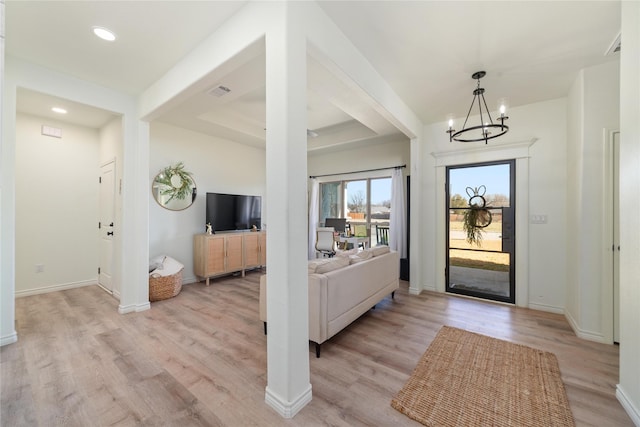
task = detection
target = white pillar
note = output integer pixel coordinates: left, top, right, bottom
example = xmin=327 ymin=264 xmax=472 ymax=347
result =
xmin=408 ymin=137 xmax=423 ymax=295
xmin=263 ymin=1 xmax=312 ymax=418
xmin=1 ymin=0 xmax=19 ymax=345
xmin=617 ymin=0 xmax=640 ymax=422
xmin=117 ymin=117 xmax=150 ymax=314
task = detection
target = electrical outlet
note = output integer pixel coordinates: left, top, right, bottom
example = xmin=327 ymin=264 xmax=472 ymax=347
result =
xmin=35 ymin=264 xmax=44 ymax=273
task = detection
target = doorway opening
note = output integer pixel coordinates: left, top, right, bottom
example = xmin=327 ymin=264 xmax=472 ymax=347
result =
xmin=446 ymin=160 xmax=516 ymax=304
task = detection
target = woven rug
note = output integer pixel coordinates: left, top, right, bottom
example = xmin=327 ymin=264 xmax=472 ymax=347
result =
xmin=391 ymin=326 xmax=575 ymax=427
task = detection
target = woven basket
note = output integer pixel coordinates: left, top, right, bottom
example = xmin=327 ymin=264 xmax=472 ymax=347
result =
xmin=149 ymin=268 xmax=183 ymax=302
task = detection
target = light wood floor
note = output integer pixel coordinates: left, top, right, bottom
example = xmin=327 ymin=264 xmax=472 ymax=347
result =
xmin=1 ymin=271 xmax=633 ymax=426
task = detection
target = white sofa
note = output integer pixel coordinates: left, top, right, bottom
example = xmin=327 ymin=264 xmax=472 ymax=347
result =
xmin=260 ymin=246 xmax=399 ymax=357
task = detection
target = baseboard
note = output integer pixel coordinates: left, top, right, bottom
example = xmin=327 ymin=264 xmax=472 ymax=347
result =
xmin=0 ymin=331 xmax=18 ymax=347
xmin=182 ymin=275 xmax=199 ymax=285
xmin=408 ymin=286 xmax=422 ymax=295
xmin=409 ymin=282 xmax=435 ymax=295
xmin=265 ymin=384 xmax=312 ymax=418
xmin=617 ymin=385 xmax=640 ymax=427
xmin=564 ymin=310 xmax=609 ymax=344
xmin=528 ymin=301 xmax=564 ymax=315
xmin=15 ymin=279 xmax=95 ymax=298
xmin=118 ymin=302 xmax=151 ymax=314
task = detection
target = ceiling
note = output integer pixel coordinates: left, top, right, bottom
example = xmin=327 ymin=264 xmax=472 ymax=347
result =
xmin=6 ymin=1 xmax=621 ymax=151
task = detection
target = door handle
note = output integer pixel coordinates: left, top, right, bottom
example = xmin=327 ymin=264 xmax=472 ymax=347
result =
xmin=109 ymin=222 xmax=114 ymax=227
xmin=107 ymin=231 xmax=114 ymax=236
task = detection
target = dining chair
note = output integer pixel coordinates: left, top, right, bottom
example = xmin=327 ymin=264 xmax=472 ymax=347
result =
xmin=376 ymin=225 xmax=389 ymax=246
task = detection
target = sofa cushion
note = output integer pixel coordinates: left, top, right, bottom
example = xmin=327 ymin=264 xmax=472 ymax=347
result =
xmin=315 ymin=256 xmax=350 ymax=274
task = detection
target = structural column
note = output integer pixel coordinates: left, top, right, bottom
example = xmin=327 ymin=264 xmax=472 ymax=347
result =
xmin=618 ymin=0 xmax=640 ymax=421
xmin=263 ymin=2 xmax=312 ymax=418
xmin=117 ymin=117 xmax=150 ymax=314
xmin=1 ymin=4 xmax=19 ymax=345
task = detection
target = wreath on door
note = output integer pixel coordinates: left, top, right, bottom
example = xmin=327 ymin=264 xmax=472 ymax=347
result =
xmin=462 ymin=185 xmax=493 ymax=246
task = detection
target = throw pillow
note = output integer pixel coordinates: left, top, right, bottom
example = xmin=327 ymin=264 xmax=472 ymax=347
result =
xmin=308 ymin=258 xmax=332 ymax=273
xmin=314 ymin=256 xmax=350 ymax=274
xmin=370 ymin=245 xmax=391 ymax=256
xmin=336 ymin=248 xmax=358 ymax=257
xmin=349 ymin=249 xmax=373 ymax=264
xmin=355 ymin=250 xmax=374 ymax=260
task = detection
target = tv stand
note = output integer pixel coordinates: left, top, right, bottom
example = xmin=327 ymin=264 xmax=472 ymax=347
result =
xmin=193 ymin=231 xmax=266 ymax=285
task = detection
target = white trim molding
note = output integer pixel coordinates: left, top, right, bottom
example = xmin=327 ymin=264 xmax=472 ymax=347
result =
xmin=0 ymin=331 xmax=18 ymax=347
xmin=15 ymin=279 xmax=96 ymax=298
xmin=617 ymin=385 xmax=640 ymax=427
xmin=565 ymin=310 xmax=609 ymax=344
xmin=265 ymin=384 xmax=313 ymax=419
xmin=118 ymin=302 xmax=151 ymax=314
xmin=432 ymin=138 xmax=538 ymax=308
xmin=431 ymin=138 xmax=538 ymax=166
xmin=528 ymin=302 xmax=565 ymax=315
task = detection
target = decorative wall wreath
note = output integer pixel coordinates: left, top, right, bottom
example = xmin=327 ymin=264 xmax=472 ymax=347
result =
xmin=463 ymin=185 xmax=493 ymax=246
xmin=155 ymin=162 xmax=195 ymax=203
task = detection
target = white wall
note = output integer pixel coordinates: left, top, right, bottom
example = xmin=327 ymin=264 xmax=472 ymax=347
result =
xmin=308 ymin=137 xmax=410 ymax=178
xmin=422 ymin=98 xmax=568 ymax=312
xmin=618 ymin=1 xmax=640 ymax=424
xmin=149 ymin=121 xmax=266 ymax=284
xmin=565 ymin=60 xmax=620 ymax=343
xmin=15 ymin=113 xmax=99 ymax=296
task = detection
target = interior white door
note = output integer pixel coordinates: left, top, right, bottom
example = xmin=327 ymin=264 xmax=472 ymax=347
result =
xmin=613 ymin=131 xmax=620 ymax=343
xmin=99 ymin=161 xmax=116 ymax=293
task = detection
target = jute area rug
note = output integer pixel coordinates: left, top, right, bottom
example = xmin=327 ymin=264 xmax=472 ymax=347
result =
xmin=391 ymin=326 xmax=575 ymax=427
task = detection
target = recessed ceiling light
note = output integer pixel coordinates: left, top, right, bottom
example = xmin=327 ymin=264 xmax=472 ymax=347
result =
xmin=52 ymin=107 xmax=67 ymax=114
xmin=92 ymin=26 xmax=116 ymax=42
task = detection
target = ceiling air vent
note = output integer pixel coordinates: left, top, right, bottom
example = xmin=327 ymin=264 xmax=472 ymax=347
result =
xmin=605 ymin=33 xmax=621 ymax=56
xmin=208 ymin=85 xmax=231 ymax=97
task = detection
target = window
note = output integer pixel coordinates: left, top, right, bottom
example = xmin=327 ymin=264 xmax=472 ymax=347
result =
xmin=319 ymin=177 xmax=392 ymax=246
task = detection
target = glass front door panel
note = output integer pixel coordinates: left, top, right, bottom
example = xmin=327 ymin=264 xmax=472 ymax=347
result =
xmin=446 ymin=161 xmax=515 ymax=304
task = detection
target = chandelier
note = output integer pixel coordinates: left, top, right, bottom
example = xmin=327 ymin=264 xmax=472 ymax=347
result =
xmin=446 ymin=71 xmax=509 ymax=144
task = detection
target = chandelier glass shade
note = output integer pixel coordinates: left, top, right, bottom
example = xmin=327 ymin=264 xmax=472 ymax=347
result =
xmin=446 ymin=71 xmax=509 ymax=144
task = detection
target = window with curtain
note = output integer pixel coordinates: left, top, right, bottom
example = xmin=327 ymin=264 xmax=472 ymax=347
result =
xmin=319 ymin=177 xmax=392 ymax=246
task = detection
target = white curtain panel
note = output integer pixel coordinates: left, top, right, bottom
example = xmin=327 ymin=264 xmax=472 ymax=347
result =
xmin=308 ymin=178 xmax=320 ymax=260
xmin=390 ymin=168 xmax=407 ymax=258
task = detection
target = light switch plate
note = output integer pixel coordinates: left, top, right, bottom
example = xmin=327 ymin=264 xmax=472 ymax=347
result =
xmin=530 ymin=214 xmax=548 ymax=224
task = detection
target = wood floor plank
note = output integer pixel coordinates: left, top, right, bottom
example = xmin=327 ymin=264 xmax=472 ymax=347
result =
xmin=1 ymin=271 xmax=634 ymax=426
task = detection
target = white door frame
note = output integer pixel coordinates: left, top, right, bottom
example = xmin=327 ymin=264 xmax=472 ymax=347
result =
xmin=432 ymin=139 xmax=536 ymax=308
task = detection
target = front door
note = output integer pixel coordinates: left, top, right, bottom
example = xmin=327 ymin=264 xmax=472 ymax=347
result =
xmin=99 ymin=161 xmax=116 ymax=293
xmin=446 ymin=160 xmax=516 ymax=304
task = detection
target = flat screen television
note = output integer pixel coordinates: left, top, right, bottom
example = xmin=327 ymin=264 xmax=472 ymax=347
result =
xmin=206 ymin=192 xmax=262 ymax=232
